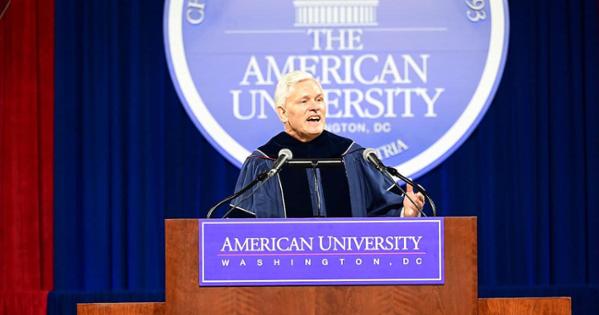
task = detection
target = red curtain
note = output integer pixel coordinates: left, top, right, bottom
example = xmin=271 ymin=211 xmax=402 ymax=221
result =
xmin=0 ymin=0 xmax=54 ymax=314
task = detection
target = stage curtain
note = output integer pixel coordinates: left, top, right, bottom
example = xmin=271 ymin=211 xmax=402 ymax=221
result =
xmin=52 ymin=1 xmax=239 ymax=314
xmin=0 ymin=0 xmax=54 ymax=314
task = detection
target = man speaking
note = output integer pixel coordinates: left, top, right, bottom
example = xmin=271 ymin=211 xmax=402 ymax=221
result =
xmin=229 ymin=71 xmax=424 ymax=218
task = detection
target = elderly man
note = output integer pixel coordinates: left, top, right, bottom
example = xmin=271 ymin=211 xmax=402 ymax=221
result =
xmin=230 ymin=71 xmax=424 ymax=218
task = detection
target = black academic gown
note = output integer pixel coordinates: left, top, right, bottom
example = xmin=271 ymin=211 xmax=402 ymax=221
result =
xmin=229 ymin=131 xmax=404 ymax=218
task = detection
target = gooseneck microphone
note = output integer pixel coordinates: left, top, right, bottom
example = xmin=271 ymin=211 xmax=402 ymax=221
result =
xmin=206 ymin=148 xmax=293 ymax=218
xmin=362 ymin=148 xmax=437 ymax=216
xmin=267 ymin=149 xmax=293 ymax=178
xmin=362 ymin=148 xmax=388 ymax=173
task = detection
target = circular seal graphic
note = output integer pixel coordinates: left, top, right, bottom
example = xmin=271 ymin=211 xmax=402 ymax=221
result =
xmin=164 ymin=0 xmax=509 ymax=179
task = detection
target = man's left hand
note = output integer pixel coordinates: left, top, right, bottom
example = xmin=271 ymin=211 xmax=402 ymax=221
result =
xmin=402 ymin=184 xmax=425 ymax=217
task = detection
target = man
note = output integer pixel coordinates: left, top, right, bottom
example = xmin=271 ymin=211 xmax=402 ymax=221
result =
xmin=230 ymin=71 xmax=424 ymax=218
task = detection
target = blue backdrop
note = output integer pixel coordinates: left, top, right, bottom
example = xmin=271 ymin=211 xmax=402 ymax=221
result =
xmin=51 ymin=0 xmax=599 ymax=314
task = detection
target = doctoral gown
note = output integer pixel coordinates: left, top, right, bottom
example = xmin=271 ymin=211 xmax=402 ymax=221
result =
xmin=230 ymin=131 xmax=404 ymax=218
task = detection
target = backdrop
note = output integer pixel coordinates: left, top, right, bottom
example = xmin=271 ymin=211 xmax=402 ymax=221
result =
xmin=48 ymin=0 xmax=599 ymax=314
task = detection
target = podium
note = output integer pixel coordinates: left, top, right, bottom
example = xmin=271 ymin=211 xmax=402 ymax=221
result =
xmin=78 ymin=217 xmax=571 ymax=315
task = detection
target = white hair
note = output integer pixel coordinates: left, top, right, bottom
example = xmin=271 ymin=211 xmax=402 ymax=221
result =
xmin=274 ymin=71 xmax=323 ymax=108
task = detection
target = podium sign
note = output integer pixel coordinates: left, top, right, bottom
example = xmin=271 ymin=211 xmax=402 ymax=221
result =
xmin=199 ymin=218 xmax=444 ymax=286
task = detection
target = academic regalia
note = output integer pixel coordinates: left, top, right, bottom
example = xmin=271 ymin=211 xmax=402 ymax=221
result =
xmin=229 ymin=131 xmax=404 ymax=218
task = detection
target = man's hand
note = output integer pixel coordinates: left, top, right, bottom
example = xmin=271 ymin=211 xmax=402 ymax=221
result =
xmin=402 ymin=184 xmax=425 ymax=217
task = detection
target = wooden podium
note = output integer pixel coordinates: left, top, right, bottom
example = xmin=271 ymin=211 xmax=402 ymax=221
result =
xmin=78 ymin=217 xmax=571 ymax=315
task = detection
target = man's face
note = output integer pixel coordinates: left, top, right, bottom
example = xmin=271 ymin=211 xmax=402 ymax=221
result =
xmin=277 ymin=79 xmax=327 ymax=142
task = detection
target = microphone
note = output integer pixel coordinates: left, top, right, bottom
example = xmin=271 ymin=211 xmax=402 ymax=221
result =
xmin=206 ymin=149 xmax=293 ymax=218
xmin=267 ymin=148 xmax=293 ymax=178
xmin=362 ymin=148 xmax=387 ymax=173
xmin=206 ymin=149 xmax=292 ymax=218
xmin=363 ymin=148 xmax=421 ymax=194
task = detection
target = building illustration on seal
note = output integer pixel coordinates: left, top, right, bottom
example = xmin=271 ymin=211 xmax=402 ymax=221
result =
xmin=293 ymin=0 xmax=379 ymax=27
